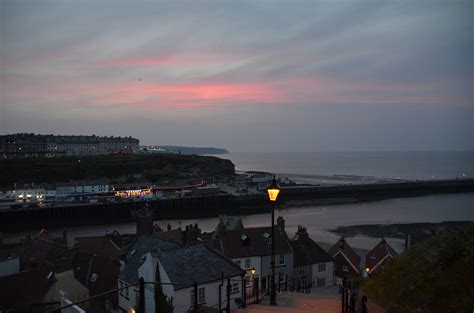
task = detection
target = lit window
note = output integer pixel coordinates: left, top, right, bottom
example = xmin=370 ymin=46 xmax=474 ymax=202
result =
xmin=279 ymin=255 xmax=285 ymax=265
xmin=245 ymin=259 xmax=251 ymax=269
xmin=318 ymin=263 xmax=326 ymax=272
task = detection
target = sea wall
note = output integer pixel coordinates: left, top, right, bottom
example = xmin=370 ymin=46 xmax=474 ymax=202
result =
xmin=0 ymin=179 xmax=472 ymax=232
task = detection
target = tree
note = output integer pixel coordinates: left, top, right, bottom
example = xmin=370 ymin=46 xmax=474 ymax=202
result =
xmin=155 ymin=261 xmax=174 ymax=313
xmin=364 ymin=226 xmax=474 ymax=313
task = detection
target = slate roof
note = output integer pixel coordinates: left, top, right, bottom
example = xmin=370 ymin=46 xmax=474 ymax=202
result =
xmin=154 ymin=228 xmax=185 ymax=244
xmin=157 ymin=244 xmax=245 ymax=290
xmin=365 ymin=238 xmax=398 ymax=273
xmin=328 ymin=237 xmax=361 ymax=270
xmin=290 ymin=237 xmax=333 ymax=267
xmin=211 ymin=226 xmax=293 ymax=259
xmin=118 ymin=234 xmax=179 ymax=283
xmin=21 ymin=231 xmax=74 ymax=273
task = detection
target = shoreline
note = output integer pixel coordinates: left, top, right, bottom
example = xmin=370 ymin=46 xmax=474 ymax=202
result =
xmin=328 ymin=221 xmax=474 ymax=239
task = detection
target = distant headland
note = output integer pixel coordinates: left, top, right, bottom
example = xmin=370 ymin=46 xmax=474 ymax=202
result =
xmin=141 ymin=145 xmax=229 ymax=155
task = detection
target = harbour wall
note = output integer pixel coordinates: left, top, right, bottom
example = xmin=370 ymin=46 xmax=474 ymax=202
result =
xmin=0 ymin=179 xmax=473 ymax=232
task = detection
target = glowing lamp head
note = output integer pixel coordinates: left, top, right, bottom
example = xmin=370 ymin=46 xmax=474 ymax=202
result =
xmin=251 ymin=268 xmax=256 ymax=275
xmin=365 ymin=267 xmax=370 ymax=273
xmin=267 ymin=175 xmax=280 ymax=202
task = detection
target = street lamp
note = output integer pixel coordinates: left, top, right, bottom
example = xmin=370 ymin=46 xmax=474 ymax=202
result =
xmin=267 ymin=175 xmax=280 ymax=305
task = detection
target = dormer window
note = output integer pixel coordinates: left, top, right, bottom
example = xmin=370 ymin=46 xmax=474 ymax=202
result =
xmin=90 ymin=273 xmax=98 ymax=283
xmin=240 ymin=234 xmax=250 ymax=246
xmin=262 ymin=232 xmax=271 ymax=244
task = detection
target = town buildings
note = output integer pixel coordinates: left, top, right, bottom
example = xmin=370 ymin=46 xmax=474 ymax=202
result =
xmin=0 ymin=207 xmax=403 ymax=313
xmin=290 ymin=226 xmax=335 ymax=290
xmin=210 ymin=216 xmax=294 ymax=293
xmin=0 ymin=134 xmax=139 ymax=159
xmin=328 ymin=237 xmax=361 ymax=281
xmin=365 ymin=238 xmax=398 ymax=276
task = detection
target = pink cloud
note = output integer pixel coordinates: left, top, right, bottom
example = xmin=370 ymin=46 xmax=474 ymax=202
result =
xmin=104 ymin=82 xmax=286 ymax=107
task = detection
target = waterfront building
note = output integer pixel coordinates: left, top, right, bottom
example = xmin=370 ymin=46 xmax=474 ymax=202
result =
xmin=365 ymin=238 xmax=398 ymax=276
xmin=290 ymin=226 xmax=335 ymax=290
xmin=0 ymin=133 xmax=139 ymax=158
xmin=328 ymin=237 xmax=361 ymax=280
xmin=56 ymin=181 xmax=110 ymax=200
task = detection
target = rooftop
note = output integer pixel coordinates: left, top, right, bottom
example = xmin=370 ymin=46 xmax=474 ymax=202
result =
xmin=156 ymin=244 xmax=245 ymax=290
xmin=211 ymin=226 xmax=293 ymax=259
xmin=327 ymin=237 xmax=361 ymax=270
xmin=118 ymin=234 xmax=179 ymax=283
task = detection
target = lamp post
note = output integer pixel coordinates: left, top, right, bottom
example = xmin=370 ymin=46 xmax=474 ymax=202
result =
xmin=267 ymin=175 xmax=280 ymax=305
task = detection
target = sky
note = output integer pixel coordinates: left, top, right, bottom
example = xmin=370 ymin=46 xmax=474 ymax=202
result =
xmin=1 ymin=0 xmax=473 ymax=152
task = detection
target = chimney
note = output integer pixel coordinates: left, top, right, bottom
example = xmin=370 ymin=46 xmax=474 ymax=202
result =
xmin=277 ymin=216 xmax=285 ymax=232
xmin=136 ymin=204 xmax=153 ymax=235
xmin=295 ymin=225 xmax=309 ymax=240
xmin=184 ymin=225 xmax=202 ymax=245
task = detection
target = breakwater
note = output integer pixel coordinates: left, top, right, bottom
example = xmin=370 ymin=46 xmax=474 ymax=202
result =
xmin=1 ymin=179 xmax=473 ymax=232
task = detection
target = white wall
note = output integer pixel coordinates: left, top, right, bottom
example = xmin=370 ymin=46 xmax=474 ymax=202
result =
xmin=311 ymin=261 xmax=334 ymax=287
xmin=173 ymin=278 xmax=243 ymax=313
xmin=232 ymin=256 xmax=261 ymax=278
xmin=118 ymin=279 xmax=135 ymax=313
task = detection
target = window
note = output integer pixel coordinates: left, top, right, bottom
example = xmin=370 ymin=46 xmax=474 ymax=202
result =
xmin=317 ymin=278 xmax=326 ymax=287
xmin=299 ymin=266 xmax=307 ymax=276
xmin=245 ymin=258 xmax=251 ymax=269
xmin=279 ymin=255 xmax=285 ymax=265
xmin=190 ymin=287 xmax=206 ymax=305
xmin=279 ymin=272 xmax=285 ymax=283
xmin=198 ymin=287 xmax=205 ymax=304
xmin=232 ymin=282 xmax=239 ymax=293
xmin=235 ymin=259 xmax=241 ymax=267
xmin=318 ymin=263 xmax=326 ymax=272
xmin=342 ymin=265 xmax=349 ymax=272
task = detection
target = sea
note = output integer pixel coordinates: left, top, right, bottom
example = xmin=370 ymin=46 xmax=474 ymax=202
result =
xmin=210 ymin=151 xmax=474 ymax=184
xmin=5 ymin=151 xmax=474 ymax=252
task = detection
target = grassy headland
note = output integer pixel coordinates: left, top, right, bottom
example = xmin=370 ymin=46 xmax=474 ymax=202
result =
xmin=0 ymin=154 xmax=235 ymax=187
